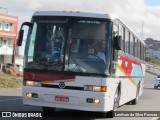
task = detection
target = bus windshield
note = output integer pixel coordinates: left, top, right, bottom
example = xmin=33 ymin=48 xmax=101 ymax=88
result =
xmin=24 ymin=17 xmax=112 ymax=75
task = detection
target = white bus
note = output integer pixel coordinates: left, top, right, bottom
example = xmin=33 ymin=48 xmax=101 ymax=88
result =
xmin=17 ymin=11 xmax=145 ymax=117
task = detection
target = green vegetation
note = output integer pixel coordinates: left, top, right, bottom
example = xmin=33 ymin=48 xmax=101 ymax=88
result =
xmin=0 ymin=72 xmax=22 ymax=88
xmin=146 ymin=55 xmax=160 ymax=65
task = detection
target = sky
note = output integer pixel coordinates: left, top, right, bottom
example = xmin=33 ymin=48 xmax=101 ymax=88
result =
xmin=145 ymin=0 xmax=160 ymax=6
xmin=0 ymin=0 xmax=160 ymax=41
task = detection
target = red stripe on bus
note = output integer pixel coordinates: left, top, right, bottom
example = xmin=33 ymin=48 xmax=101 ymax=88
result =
xmin=24 ymin=71 xmax=75 ymax=81
xmin=118 ymin=55 xmax=142 ymax=76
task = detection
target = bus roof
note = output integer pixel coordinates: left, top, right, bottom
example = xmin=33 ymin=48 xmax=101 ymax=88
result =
xmin=33 ymin=11 xmax=111 ymax=19
xmin=33 ymin=11 xmax=145 ymax=45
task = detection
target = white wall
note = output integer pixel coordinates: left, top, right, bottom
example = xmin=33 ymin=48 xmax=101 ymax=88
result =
xmin=4 ymin=55 xmax=12 ymax=63
xmin=15 ymin=57 xmax=23 ymax=66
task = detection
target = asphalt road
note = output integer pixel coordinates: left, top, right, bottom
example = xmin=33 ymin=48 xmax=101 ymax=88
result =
xmin=0 ymin=72 xmax=160 ymax=120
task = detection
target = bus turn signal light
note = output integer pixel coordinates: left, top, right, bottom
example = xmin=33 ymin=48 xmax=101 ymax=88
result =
xmin=101 ymin=86 xmax=107 ymax=92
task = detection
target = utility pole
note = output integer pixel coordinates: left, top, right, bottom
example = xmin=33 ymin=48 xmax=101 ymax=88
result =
xmin=12 ymin=36 xmax=16 ymax=64
xmin=141 ymin=21 xmax=144 ymax=40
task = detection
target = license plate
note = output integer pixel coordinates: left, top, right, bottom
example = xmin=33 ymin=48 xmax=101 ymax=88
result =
xmin=55 ymin=96 xmax=69 ymax=102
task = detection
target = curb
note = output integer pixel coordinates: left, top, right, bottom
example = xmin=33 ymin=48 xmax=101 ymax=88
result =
xmin=146 ymin=70 xmax=158 ymax=75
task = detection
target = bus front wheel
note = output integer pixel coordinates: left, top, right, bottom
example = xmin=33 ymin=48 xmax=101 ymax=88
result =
xmin=42 ymin=107 xmax=56 ymax=115
xmin=130 ymin=85 xmax=140 ymax=105
xmin=104 ymin=88 xmax=120 ymax=118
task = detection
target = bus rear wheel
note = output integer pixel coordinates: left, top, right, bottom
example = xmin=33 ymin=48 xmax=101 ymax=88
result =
xmin=154 ymin=86 xmax=158 ymax=89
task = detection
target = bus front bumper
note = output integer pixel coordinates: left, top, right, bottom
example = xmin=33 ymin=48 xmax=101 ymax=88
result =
xmin=22 ymin=86 xmax=114 ymax=112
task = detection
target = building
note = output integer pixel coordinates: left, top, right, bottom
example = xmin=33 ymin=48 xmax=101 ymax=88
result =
xmin=152 ymin=50 xmax=160 ymax=59
xmin=145 ymin=38 xmax=160 ymax=59
xmin=0 ymin=13 xmax=18 ymax=63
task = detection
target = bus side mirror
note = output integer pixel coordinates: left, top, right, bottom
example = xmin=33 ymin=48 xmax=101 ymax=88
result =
xmin=114 ymin=35 xmax=122 ymax=50
xmin=17 ymin=30 xmax=24 ymax=46
xmin=17 ymin=22 xmax=33 ymax=46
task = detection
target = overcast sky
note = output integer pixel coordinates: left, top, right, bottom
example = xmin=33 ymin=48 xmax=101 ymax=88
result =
xmin=0 ymin=0 xmax=160 ymax=40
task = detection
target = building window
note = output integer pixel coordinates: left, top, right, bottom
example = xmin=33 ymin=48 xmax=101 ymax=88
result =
xmin=0 ymin=38 xmax=8 ymax=47
xmin=0 ymin=38 xmax=2 ymax=47
xmin=2 ymin=39 xmax=8 ymax=45
xmin=0 ymin=38 xmax=11 ymax=46
xmin=6 ymin=24 xmax=9 ymax=29
xmin=4 ymin=23 xmax=11 ymax=31
xmin=0 ymin=22 xmax=2 ymax=30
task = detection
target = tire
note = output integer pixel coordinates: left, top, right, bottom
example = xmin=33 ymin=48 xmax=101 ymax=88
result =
xmin=42 ymin=107 xmax=56 ymax=115
xmin=113 ymin=88 xmax=120 ymax=111
xmin=154 ymin=86 xmax=158 ymax=89
xmin=104 ymin=88 xmax=120 ymax=118
xmin=130 ymin=85 xmax=139 ymax=105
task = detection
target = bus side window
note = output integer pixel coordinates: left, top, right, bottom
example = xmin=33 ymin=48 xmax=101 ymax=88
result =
xmin=140 ymin=43 xmax=143 ymax=60
xmin=122 ymin=26 xmax=125 ymax=52
xmin=113 ymin=23 xmax=119 ymax=62
xmin=28 ymin=22 xmax=37 ymax=62
xmin=119 ymin=24 xmax=125 ymax=52
xmin=130 ymin=35 xmax=134 ymax=56
xmin=112 ymin=23 xmax=119 ymax=74
xmin=137 ymin=41 xmax=141 ymax=59
xmin=133 ymin=36 xmax=135 ymax=56
xmin=144 ymin=46 xmax=146 ymax=61
xmin=128 ymin=31 xmax=130 ymax=54
xmin=125 ymin=30 xmax=129 ymax=53
xmin=135 ymin=39 xmax=138 ymax=58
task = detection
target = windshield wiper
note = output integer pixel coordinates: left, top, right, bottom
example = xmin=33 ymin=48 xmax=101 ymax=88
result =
xmin=35 ymin=58 xmax=62 ymax=70
xmin=70 ymin=55 xmax=83 ymax=72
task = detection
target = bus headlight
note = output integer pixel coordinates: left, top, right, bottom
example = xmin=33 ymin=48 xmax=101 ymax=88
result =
xmin=94 ymin=98 xmax=100 ymax=104
xmin=84 ymin=85 xmax=106 ymax=92
xmin=26 ymin=81 xmax=41 ymax=87
xmin=26 ymin=93 xmax=32 ymax=98
xmin=26 ymin=93 xmax=38 ymax=98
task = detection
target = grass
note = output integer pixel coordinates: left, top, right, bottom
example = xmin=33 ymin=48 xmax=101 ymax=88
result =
xmin=0 ymin=72 xmax=22 ymax=88
xmin=146 ymin=55 xmax=160 ymax=65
